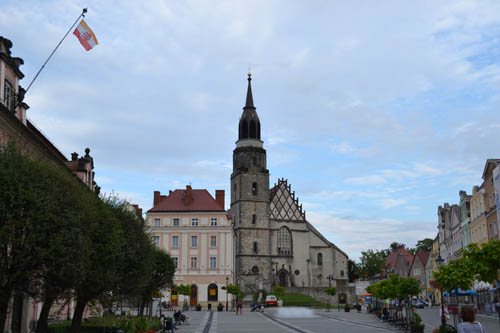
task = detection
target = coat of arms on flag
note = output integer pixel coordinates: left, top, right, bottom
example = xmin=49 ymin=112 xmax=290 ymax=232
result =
xmin=73 ymin=19 xmax=98 ymax=51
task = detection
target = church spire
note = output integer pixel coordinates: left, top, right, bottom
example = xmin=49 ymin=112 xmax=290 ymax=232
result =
xmin=245 ymin=72 xmax=254 ymax=109
xmin=238 ymin=73 xmax=261 ymax=142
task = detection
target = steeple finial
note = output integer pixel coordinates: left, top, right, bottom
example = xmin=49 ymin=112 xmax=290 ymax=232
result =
xmin=245 ymin=72 xmax=254 ymax=108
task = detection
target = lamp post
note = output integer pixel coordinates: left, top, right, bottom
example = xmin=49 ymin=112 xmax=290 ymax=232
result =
xmin=225 ymin=276 xmax=229 ymax=312
xmin=326 ymin=275 xmax=334 ymax=312
xmin=435 ymin=255 xmax=446 ymax=327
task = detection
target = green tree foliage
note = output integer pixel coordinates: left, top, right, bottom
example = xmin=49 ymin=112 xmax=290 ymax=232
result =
xmin=462 ymin=240 xmax=500 ymax=283
xmin=359 ymin=249 xmax=387 ymax=279
xmin=348 ymin=259 xmax=360 ymax=282
xmin=324 ymin=287 xmax=337 ymax=297
xmin=415 ymin=238 xmax=433 ymax=252
xmin=433 ymin=257 xmax=475 ymax=292
xmin=175 ymin=284 xmax=191 ymax=296
xmin=365 ymin=274 xmax=419 ymax=300
xmin=226 ymin=284 xmax=240 ymax=295
xmin=272 ymin=285 xmax=285 ymax=299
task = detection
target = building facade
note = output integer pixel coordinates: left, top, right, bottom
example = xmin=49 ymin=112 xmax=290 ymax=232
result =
xmin=231 ymin=75 xmax=350 ymax=298
xmin=146 ymin=186 xmax=233 ymax=307
xmin=459 ymin=190 xmax=472 ymax=248
xmin=482 ymin=159 xmax=500 ymax=241
xmin=470 ymin=185 xmax=488 ymax=244
xmin=408 ymin=251 xmax=430 ymax=298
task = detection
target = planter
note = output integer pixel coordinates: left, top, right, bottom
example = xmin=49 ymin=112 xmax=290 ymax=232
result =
xmin=195 ymin=305 xmax=202 ymax=311
xmin=217 ymin=306 xmax=223 ymax=312
xmin=410 ymin=324 xmax=424 ymax=333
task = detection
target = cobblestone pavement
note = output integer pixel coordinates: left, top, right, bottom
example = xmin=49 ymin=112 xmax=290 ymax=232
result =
xmin=160 ymin=306 xmax=500 ymax=332
xmin=160 ymin=307 xmax=396 ymax=332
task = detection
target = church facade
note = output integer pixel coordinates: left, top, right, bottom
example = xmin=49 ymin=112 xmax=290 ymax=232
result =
xmin=231 ymin=74 xmax=350 ymax=295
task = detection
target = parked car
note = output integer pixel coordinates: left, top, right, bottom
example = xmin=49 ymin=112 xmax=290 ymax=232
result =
xmin=412 ymin=299 xmax=424 ymax=308
xmin=265 ymin=295 xmax=278 ymax=307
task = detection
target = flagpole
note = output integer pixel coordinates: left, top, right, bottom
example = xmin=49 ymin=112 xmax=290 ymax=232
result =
xmin=24 ymin=8 xmax=88 ymax=95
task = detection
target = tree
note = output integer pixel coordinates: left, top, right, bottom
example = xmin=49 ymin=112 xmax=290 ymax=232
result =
xmin=390 ymin=242 xmax=406 ymax=251
xmin=272 ymin=285 xmax=285 ymax=299
xmin=0 ymin=143 xmax=91 ymax=331
xmin=359 ymin=249 xmax=387 ymax=279
xmin=433 ymin=257 xmax=475 ymax=292
xmin=175 ymin=284 xmax=191 ymax=308
xmin=348 ymin=259 xmax=360 ymax=282
xmin=462 ymin=240 xmax=500 ymax=283
xmin=415 ymin=238 xmax=433 ymax=252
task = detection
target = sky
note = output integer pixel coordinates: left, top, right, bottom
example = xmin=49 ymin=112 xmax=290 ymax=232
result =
xmin=2 ymin=0 xmax=500 ymax=261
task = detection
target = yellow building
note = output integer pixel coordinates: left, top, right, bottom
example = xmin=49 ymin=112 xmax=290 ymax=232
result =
xmin=470 ymin=185 xmax=489 ymax=245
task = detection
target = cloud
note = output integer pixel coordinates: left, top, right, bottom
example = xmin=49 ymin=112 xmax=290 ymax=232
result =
xmin=345 ymin=175 xmax=387 ymax=185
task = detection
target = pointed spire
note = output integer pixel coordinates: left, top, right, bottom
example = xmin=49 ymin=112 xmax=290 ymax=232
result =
xmin=245 ymin=72 xmax=255 ymax=108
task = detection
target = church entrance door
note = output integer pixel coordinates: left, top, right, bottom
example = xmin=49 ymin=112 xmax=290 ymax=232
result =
xmin=278 ymin=270 xmax=288 ymax=287
xmin=190 ymin=285 xmax=198 ymax=306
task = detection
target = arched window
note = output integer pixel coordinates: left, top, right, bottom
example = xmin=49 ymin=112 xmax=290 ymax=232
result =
xmin=277 ymin=227 xmax=292 ymax=256
xmin=207 ymin=283 xmax=218 ymax=301
xmin=252 ymin=214 xmax=256 ymax=224
xmin=242 ymin=119 xmax=248 ymax=138
xmin=253 ymin=241 xmax=258 ymax=254
xmin=317 ymin=253 xmax=323 ymax=266
xmin=250 ymin=120 xmax=257 ymax=138
xmin=252 ymin=182 xmax=258 ymax=196
xmin=251 ymin=266 xmax=259 ymax=274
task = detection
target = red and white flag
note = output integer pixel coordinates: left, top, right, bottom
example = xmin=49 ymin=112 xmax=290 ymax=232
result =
xmin=73 ymin=19 xmax=98 ymax=51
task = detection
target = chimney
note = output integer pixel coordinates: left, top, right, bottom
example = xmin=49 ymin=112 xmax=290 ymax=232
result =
xmin=71 ymin=152 xmax=78 ymax=161
xmin=216 ymin=190 xmax=225 ymax=210
xmin=154 ymin=191 xmax=160 ymax=206
xmin=185 ymin=185 xmax=193 ymax=205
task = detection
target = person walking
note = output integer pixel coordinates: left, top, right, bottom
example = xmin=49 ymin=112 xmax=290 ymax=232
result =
xmin=457 ymin=305 xmax=485 ymax=333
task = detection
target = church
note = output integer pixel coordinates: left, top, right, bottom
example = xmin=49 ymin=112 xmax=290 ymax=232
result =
xmin=230 ymin=74 xmax=351 ymax=297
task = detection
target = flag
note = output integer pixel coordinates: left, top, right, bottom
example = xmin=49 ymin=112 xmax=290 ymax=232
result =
xmin=73 ymin=19 xmax=98 ymax=51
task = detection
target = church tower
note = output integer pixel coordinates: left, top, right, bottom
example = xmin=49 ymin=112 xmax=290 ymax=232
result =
xmin=231 ymin=74 xmax=272 ymax=294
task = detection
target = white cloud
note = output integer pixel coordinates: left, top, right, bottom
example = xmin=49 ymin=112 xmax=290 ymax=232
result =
xmin=345 ymin=175 xmax=386 ymax=185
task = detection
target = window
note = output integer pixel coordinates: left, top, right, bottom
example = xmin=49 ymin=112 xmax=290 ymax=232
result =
xmin=191 ymin=235 xmax=198 ymax=248
xmin=172 ymin=257 xmax=178 ymax=268
xmin=251 ymin=265 xmax=259 ymax=273
xmin=153 ymin=236 xmax=160 ymax=246
xmin=154 ymin=218 xmax=160 ymax=227
xmin=211 ymin=218 xmax=217 ymax=226
xmin=277 ymin=227 xmax=292 ymax=255
xmin=192 ymin=218 xmax=199 ymax=226
xmin=252 ymin=214 xmax=256 ymax=224
xmin=173 ymin=218 xmax=179 ymax=227
xmin=190 ymin=257 xmax=197 ymax=269
xmin=172 ymin=236 xmax=179 ymax=248
xmin=210 ymin=257 xmax=217 ymax=269
xmin=317 ymin=253 xmax=323 ymax=266
xmin=4 ymin=80 xmax=12 ymax=110
xmin=210 ymin=235 xmax=217 ymax=247
xmin=253 ymin=241 xmax=258 ymax=254
xmin=252 ymin=182 xmax=258 ymax=196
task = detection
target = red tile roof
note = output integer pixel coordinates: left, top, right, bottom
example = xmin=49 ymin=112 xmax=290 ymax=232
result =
xmin=415 ymin=250 xmax=430 ymax=266
xmin=148 ymin=187 xmax=225 ymax=212
xmin=386 ymin=247 xmax=414 ymax=269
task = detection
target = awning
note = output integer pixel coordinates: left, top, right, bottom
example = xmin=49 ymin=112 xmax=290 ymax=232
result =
xmin=448 ymin=289 xmax=478 ymax=296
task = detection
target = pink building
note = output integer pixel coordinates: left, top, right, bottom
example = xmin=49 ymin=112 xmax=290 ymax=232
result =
xmin=146 ymin=185 xmax=234 ymax=308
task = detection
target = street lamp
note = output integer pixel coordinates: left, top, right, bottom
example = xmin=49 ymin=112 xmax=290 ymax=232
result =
xmin=225 ymin=276 xmax=229 ymax=312
xmin=435 ymin=255 xmax=446 ymax=327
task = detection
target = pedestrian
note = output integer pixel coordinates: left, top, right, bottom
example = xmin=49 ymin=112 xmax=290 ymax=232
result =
xmin=457 ymin=305 xmax=485 ymax=333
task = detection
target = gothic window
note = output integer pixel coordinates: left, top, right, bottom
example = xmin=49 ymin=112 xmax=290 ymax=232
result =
xmin=4 ymin=80 xmax=12 ymax=110
xmin=253 ymin=241 xmax=258 ymax=254
xmin=317 ymin=253 xmax=323 ymax=266
xmin=277 ymin=227 xmax=292 ymax=256
xmin=252 ymin=182 xmax=258 ymax=196
xmin=252 ymin=214 xmax=256 ymax=224
xmin=250 ymin=120 xmax=257 ymax=138
xmin=242 ymin=119 xmax=248 ymax=138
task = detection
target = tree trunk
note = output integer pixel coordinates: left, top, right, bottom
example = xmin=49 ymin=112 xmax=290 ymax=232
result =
xmin=11 ymin=290 xmax=24 ymax=333
xmin=0 ymin=287 xmax=13 ymax=333
xmin=139 ymin=301 xmax=145 ymax=316
xmin=71 ymin=297 xmax=88 ymax=333
xmin=36 ymin=295 xmax=57 ymax=333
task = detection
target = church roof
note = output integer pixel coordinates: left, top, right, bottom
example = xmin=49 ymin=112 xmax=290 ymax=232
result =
xmin=148 ymin=187 xmax=225 ymax=212
xmin=238 ymin=74 xmax=261 ymax=140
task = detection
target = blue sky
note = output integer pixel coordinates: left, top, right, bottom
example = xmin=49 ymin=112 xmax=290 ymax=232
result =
xmin=2 ymin=0 xmax=500 ymax=260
